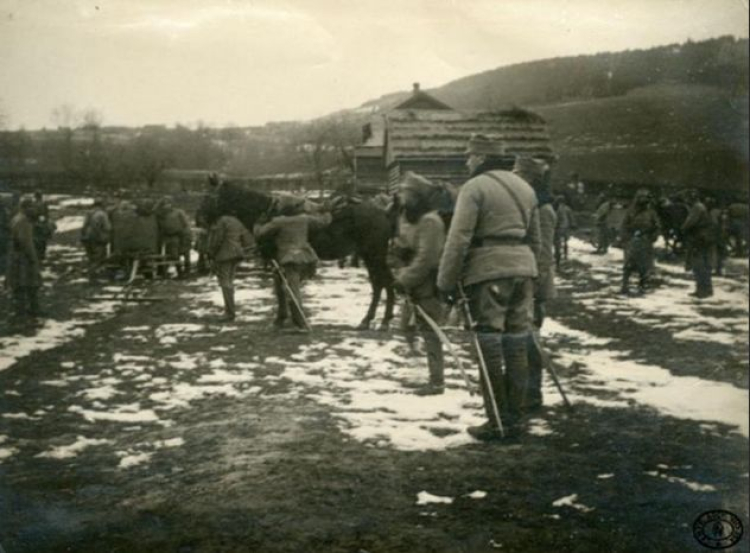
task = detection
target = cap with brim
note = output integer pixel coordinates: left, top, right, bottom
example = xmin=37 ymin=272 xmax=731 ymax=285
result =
xmin=465 ymin=133 xmax=506 ymax=156
xmin=513 ymin=156 xmax=548 ymax=185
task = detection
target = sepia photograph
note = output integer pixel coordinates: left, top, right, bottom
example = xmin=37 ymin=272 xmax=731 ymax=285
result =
xmin=0 ymin=1 xmax=748 ymax=551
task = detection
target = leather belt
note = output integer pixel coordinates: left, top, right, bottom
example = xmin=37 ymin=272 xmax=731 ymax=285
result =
xmin=471 ymin=236 xmax=525 ymax=248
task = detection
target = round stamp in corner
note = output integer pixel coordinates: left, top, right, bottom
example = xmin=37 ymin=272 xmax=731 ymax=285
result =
xmin=693 ymin=510 xmax=744 ymax=549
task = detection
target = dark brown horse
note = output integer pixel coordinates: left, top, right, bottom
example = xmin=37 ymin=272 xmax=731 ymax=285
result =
xmin=197 ymin=180 xmax=395 ymax=330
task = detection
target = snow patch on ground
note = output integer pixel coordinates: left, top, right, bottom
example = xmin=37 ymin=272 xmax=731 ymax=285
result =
xmin=644 ymin=470 xmax=717 ymax=492
xmin=547 ymin=319 xmax=749 ymax=437
xmin=416 ymin=491 xmax=454 ymax=505
xmin=552 ymin=493 xmax=595 ymax=512
xmin=55 ymin=215 xmax=85 ymax=233
xmin=0 ymin=320 xmax=87 ymax=372
xmin=36 ymin=436 xmax=112 ymax=460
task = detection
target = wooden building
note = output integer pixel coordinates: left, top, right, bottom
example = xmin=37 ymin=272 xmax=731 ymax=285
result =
xmin=354 ymin=83 xmax=554 ymax=193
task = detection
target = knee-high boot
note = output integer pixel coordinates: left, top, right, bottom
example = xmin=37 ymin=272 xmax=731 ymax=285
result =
xmin=526 ymin=331 xmax=544 ymax=410
xmin=503 ymin=332 xmax=530 ymax=426
xmin=221 ymin=286 xmax=235 ymax=321
xmin=475 ymin=332 xmax=508 ymax=429
xmin=414 ymin=331 xmax=444 ymax=396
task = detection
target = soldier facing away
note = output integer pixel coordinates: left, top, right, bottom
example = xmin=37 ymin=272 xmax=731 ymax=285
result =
xmin=5 ymin=196 xmax=44 ymax=320
xmin=206 ymin=204 xmax=254 ymax=322
xmin=80 ymin=198 xmax=112 ymax=282
xmin=157 ymin=199 xmax=193 ymax=278
xmin=389 ymin=172 xmax=447 ymax=396
xmin=620 ymin=189 xmax=660 ymax=295
xmin=254 ymin=200 xmax=331 ymax=331
xmin=553 ymin=195 xmax=575 ymax=267
xmin=438 ymin=135 xmax=542 ymax=441
xmin=682 ymin=190 xmax=715 ymax=299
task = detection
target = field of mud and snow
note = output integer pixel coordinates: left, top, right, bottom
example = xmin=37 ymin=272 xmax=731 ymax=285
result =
xmin=0 ymin=194 xmax=748 ymax=553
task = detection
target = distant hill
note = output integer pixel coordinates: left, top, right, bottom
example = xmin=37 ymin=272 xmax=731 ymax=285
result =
xmin=357 ymin=36 xmax=749 ymax=194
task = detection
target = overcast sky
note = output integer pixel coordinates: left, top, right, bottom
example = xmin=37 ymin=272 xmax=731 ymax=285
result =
xmin=0 ymin=0 xmax=747 ymax=129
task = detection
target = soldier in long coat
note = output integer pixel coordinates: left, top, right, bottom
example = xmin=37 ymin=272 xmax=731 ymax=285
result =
xmin=682 ymin=191 xmax=715 ymax=298
xmin=620 ymin=189 xmax=661 ymax=295
xmin=527 ymin=169 xmax=557 ymax=410
xmin=438 ymin=135 xmax=542 ymax=441
xmin=389 ymin=172 xmax=447 ymax=395
xmin=6 ymin=196 xmax=43 ymax=319
xmin=80 ymin=198 xmax=112 ymax=282
xmin=254 ymin=202 xmax=331 ymax=331
xmin=207 ymin=207 xmax=254 ymax=321
xmin=157 ymin=199 xmax=193 ymax=278
xmin=553 ymin=195 xmax=574 ymax=267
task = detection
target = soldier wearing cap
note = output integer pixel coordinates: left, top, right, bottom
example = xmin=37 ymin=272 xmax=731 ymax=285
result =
xmin=157 ymin=198 xmax=193 ymax=278
xmin=438 ymin=134 xmax=541 ymax=441
xmin=205 ymin=203 xmax=254 ymax=322
xmin=389 ymin=172 xmax=447 ymax=395
xmin=681 ymin=190 xmax=715 ymax=298
xmin=254 ymin=198 xmax=332 ymax=330
xmin=5 ymin=196 xmax=43 ymax=319
xmin=620 ymin=188 xmax=660 ymax=295
xmin=32 ymin=190 xmax=55 ymax=261
xmin=80 ymin=198 xmax=112 ymax=282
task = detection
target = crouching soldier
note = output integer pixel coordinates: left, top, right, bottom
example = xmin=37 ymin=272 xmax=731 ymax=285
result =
xmin=254 ymin=199 xmax=331 ymax=331
xmin=80 ymin=198 xmax=112 ymax=282
xmin=390 ymin=172 xmax=447 ymax=396
xmin=207 ymin=206 xmax=254 ymax=322
xmin=6 ymin=196 xmax=44 ymax=320
xmin=438 ymin=135 xmax=542 ymax=442
xmin=620 ymin=189 xmax=660 ymax=295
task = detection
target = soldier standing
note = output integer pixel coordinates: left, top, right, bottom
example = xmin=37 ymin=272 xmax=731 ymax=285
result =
xmin=254 ymin=200 xmax=331 ymax=331
xmin=553 ymin=195 xmax=575 ymax=267
xmin=620 ymin=189 xmax=660 ymax=295
xmin=32 ymin=190 xmax=54 ymax=261
xmin=438 ymin=135 xmax=542 ymax=441
xmin=593 ymin=193 xmax=613 ymax=254
xmin=5 ymin=196 xmax=43 ymax=319
xmin=80 ymin=198 xmax=112 ymax=282
xmin=682 ymin=191 xmax=715 ymax=299
xmin=157 ymin=199 xmax=192 ymax=278
xmin=206 ymin=205 xmax=254 ymax=322
xmin=389 ymin=172 xmax=447 ymax=396
xmin=528 ymin=169 xmax=557 ymax=411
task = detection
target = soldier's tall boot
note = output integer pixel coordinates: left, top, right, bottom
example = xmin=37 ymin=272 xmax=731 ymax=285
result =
xmin=503 ymin=332 xmax=530 ymax=435
xmin=27 ymin=287 xmax=44 ymax=318
xmin=414 ymin=332 xmax=444 ymax=396
xmin=469 ymin=332 xmax=509 ymax=441
xmin=526 ymin=331 xmax=544 ymax=412
xmin=221 ymin=286 xmax=235 ymax=322
xmin=12 ymin=288 xmax=27 ymax=321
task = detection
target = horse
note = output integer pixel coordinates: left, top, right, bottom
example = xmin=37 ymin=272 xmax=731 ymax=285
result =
xmin=197 ymin=180 xmax=396 ymax=330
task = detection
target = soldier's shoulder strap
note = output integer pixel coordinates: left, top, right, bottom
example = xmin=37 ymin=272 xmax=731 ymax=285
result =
xmin=483 ymin=171 xmax=531 ymax=231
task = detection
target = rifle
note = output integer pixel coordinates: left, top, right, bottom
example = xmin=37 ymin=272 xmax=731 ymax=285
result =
xmin=457 ymin=284 xmax=505 ymax=437
xmin=270 ymin=259 xmax=311 ymax=331
xmin=529 ymin=330 xmax=573 ymax=411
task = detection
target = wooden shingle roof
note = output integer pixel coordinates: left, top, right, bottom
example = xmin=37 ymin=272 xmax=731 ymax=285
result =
xmin=384 ymin=108 xmax=554 ymax=166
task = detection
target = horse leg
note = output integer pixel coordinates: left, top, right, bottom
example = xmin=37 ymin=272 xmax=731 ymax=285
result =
xmin=379 ymin=281 xmax=395 ymax=331
xmin=357 ymin=281 xmax=382 ymax=331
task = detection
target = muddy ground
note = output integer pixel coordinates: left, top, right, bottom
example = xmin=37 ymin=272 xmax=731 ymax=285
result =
xmin=0 ymin=196 xmax=748 ymax=553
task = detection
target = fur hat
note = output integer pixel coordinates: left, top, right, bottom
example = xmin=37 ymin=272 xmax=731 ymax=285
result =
xmin=399 ymin=172 xmax=438 ymax=198
xmin=465 ymin=134 xmax=506 ymax=156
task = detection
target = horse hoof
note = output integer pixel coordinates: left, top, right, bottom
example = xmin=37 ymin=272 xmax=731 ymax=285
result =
xmin=378 ymin=321 xmax=391 ymax=331
xmin=356 ymin=321 xmax=371 ymax=331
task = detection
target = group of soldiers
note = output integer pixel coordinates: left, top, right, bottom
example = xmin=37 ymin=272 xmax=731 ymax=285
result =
xmin=591 ymin=188 xmax=746 ymax=298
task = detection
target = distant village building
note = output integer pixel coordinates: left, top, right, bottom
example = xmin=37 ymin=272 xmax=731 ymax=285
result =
xmin=354 ymin=83 xmax=554 ymax=194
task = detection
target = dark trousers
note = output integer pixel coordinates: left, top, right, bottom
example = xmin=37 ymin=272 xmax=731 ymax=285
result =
xmin=692 ymin=246 xmax=713 ymax=297
xmin=273 ymin=263 xmax=307 ymax=328
xmin=12 ymin=286 xmax=40 ymax=317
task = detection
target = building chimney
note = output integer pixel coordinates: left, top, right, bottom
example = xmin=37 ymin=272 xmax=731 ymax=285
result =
xmin=413 ymin=82 xmax=420 ymax=94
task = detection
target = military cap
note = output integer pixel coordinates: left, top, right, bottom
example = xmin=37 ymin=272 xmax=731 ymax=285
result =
xmin=513 ymin=156 xmax=549 ymax=187
xmin=465 ymin=134 xmax=506 ymax=156
xmin=398 ymin=172 xmax=438 ymax=198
